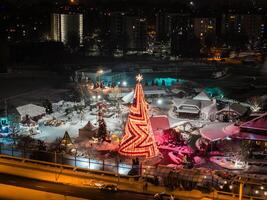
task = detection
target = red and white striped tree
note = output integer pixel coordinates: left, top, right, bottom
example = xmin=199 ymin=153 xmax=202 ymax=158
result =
xmin=119 ymin=74 xmax=159 ymax=158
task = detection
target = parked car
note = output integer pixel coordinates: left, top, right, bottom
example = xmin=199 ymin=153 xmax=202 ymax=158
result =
xmin=100 ymin=184 xmax=118 ymax=192
xmin=154 ymin=192 xmax=175 ymax=200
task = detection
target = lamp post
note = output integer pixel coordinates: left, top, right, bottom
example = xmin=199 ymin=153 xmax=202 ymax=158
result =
xmin=97 ymin=69 xmax=103 ymax=84
xmin=122 ymin=81 xmax=127 ymax=87
xmin=157 ymin=98 xmax=163 ymax=105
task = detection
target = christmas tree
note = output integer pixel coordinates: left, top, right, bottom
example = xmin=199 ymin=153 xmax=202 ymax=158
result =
xmin=119 ymin=74 xmax=159 ymax=158
xmin=97 ymin=118 xmax=108 ymax=141
xmin=60 ymin=131 xmax=74 ymax=152
xmin=96 ymin=103 xmax=108 ymax=141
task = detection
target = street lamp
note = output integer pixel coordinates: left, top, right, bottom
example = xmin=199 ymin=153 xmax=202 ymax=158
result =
xmin=97 ymin=69 xmax=103 ymax=74
xmin=122 ymin=81 xmax=127 ymax=87
xmin=97 ymin=69 xmax=103 ymax=83
xmin=157 ymin=98 xmax=163 ymax=105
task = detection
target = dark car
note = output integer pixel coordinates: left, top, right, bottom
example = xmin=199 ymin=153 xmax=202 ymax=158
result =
xmin=100 ymin=184 xmax=118 ymax=192
xmin=154 ymin=192 xmax=175 ymax=200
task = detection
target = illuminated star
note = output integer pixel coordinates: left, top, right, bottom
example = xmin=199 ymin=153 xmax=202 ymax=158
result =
xmin=136 ymin=74 xmax=143 ymax=82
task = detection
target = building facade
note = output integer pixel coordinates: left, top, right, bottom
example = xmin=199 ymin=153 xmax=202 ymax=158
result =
xmin=222 ymin=14 xmax=265 ymax=40
xmin=155 ymin=10 xmax=170 ymax=42
xmin=169 ymin=13 xmax=198 ymax=57
xmin=51 ymin=12 xmax=83 ymax=47
xmin=126 ymin=16 xmax=148 ymax=51
xmin=194 ymin=18 xmax=216 ymax=44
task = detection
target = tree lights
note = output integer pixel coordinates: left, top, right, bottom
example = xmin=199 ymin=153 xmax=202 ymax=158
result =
xmin=119 ymin=74 xmax=159 ymax=158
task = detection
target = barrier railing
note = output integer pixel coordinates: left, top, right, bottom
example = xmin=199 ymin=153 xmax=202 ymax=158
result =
xmin=0 ymin=143 xmax=267 ymax=199
xmin=0 ymin=144 xmax=132 ymax=176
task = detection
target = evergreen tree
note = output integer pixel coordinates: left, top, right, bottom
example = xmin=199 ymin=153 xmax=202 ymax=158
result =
xmin=43 ymin=99 xmax=53 ymax=114
xmin=162 ymin=80 xmax=166 ymax=87
xmin=97 ymin=118 xmax=108 ymax=141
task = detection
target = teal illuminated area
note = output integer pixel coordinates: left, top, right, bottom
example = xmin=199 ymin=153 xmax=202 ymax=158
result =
xmin=0 ymin=117 xmax=10 ymax=133
xmin=204 ymin=87 xmax=224 ymax=99
xmin=151 ymin=78 xmax=185 ymax=87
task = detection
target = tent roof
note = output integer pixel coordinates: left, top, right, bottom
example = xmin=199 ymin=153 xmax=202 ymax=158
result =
xmin=200 ymin=123 xmax=239 ymax=141
xmin=150 ymin=115 xmax=170 ymax=132
xmin=231 ymin=131 xmax=267 ymax=141
xmin=79 ymin=121 xmax=97 ymax=131
xmin=193 ymin=91 xmax=211 ymax=101
xmin=122 ymin=90 xmax=134 ymax=104
xmin=240 ymin=113 xmax=267 ymax=131
xmin=16 ymin=104 xmax=46 ymax=118
xmin=61 ymin=131 xmax=73 ymax=146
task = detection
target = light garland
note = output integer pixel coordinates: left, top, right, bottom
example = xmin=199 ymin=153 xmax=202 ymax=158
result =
xmin=119 ymin=75 xmax=159 ymax=158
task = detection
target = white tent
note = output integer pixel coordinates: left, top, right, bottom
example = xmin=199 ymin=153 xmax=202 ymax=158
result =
xmin=193 ymin=91 xmax=211 ymax=101
xmin=200 ymin=101 xmax=217 ymax=120
xmin=16 ymin=104 xmax=46 ymax=119
xmin=122 ymin=90 xmax=134 ymax=104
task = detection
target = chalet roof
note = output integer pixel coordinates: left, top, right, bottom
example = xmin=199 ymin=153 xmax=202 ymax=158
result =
xmin=61 ymin=131 xmax=73 ymax=146
xmin=173 ymin=98 xmax=201 ymax=114
xmin=16 ymin=104 xmax=46 ymax=118
xmin=182 ymin=99 xmax=201 ymax=108
xmin=79 ymin=121 xmax=97 ymax=131
xmin=218 ymin=103 xmax=248 ymax=116
xmin=193 ymin=91 xmax=211 ymax=101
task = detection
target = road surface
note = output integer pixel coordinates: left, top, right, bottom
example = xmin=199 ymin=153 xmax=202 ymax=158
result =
xmin=0 ymin=173 xmax=155 ymax=200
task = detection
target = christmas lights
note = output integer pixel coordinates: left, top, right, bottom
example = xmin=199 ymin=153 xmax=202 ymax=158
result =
xmin=119 ymin=74 xmax=159 ymax=158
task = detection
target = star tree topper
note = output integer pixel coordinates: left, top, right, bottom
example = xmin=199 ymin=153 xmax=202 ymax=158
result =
xmin=136 ymin=74 xmax=143 ymax=82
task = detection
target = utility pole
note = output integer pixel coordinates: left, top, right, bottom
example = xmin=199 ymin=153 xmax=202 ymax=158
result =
xmin=239 ymin=182 xmax=243 ymax=200
xmin=5 ymin=99 xmax=7 ymax=118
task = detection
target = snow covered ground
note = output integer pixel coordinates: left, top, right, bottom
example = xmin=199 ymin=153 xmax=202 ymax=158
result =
xmin=18 ymin=101 xmax=126 ymax=143
xmin=16 ymin=99 xmax=211 ymax=146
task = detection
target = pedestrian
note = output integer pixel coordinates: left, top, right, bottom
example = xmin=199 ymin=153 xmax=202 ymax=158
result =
xmin=143 ymin=182 xmax=148 ymax=192
xmin=154 ymin=176 xmax=159 ymax=186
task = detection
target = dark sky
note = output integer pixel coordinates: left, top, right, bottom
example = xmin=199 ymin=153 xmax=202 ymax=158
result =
xmin=3 ymin=0 xmax=267 ymax=9
xmin=2 ymin=0 xmax=263 ymax=4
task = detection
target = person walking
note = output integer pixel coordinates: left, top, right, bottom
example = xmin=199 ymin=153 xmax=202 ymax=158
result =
xmin=143 ymin=182 xmax=148 ymax=192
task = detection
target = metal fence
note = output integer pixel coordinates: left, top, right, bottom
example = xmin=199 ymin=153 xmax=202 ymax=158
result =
xmin=0 ymin=144 xmax=132 ymax=176
xmin=0 ymin=143 xmax=267 ymax=199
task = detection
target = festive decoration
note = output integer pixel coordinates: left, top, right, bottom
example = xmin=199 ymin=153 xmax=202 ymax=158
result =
xmin=97 ymin=118 xmax=108 ymax=141
xmin=96 ymin=102 xmax=109 ymax=142
xmin=119 ymin=74 xmax=159 ymax=158
xmin=136 ymin=74 xmax=143 ymax=82
xmin=60 ymin=131 xmax=74 ymax=151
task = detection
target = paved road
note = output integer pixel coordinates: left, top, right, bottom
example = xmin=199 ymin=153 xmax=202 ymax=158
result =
xmin=0 ymin=173 xmax=155 ymax=200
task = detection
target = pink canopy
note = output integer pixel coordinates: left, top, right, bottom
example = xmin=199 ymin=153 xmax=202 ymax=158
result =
xmin=240 ymin=113 xmax=267 ymax=132
xmin=231 ymin=131 xmax=267 ymax=141
xmin=234 ymin=113 xmax=267 ymax=141
xmin=150 ymin=115 xmax=170 ymax=133
xmin=200 ymin=123 xmax=239 ymax=141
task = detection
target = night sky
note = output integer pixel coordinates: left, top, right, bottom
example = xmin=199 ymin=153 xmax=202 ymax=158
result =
xmin=2 ymin=0 xmax=267 ymax=5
